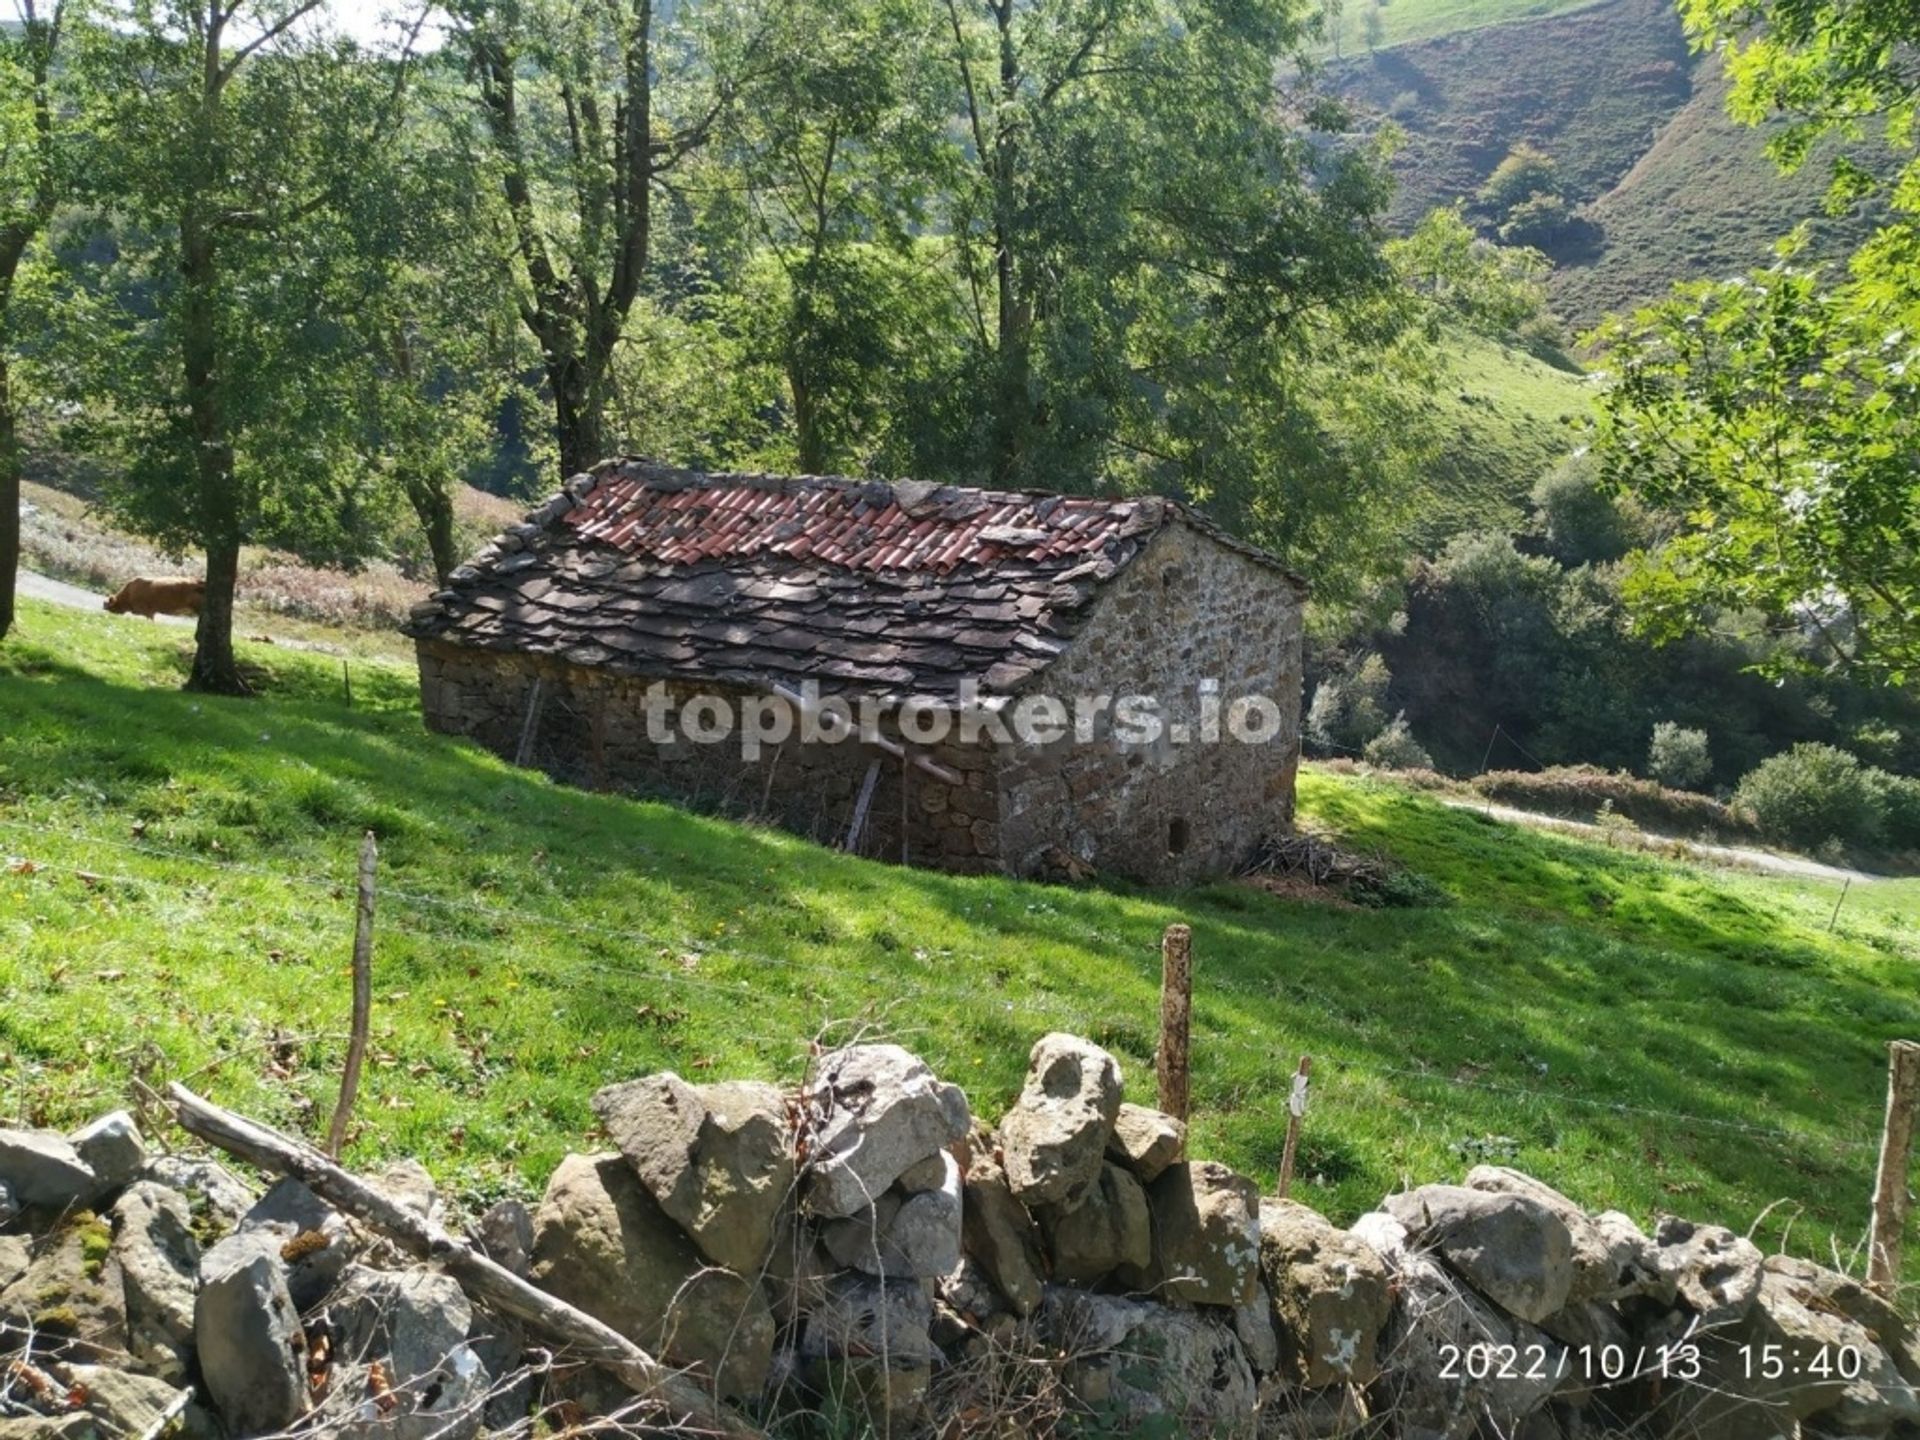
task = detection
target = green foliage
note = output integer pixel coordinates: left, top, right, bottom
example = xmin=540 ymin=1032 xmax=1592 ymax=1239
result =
xmin=1476 ymin=142 xmax=1563 ymax=218
xmin=1498 ymin=190 xmax=1575 ymax=247
xmin=1387 ymin=208 xmax=1554 ymax=339
xmin=1365 ymin=713 xmax=1434 ymax=770
xmin=1735 ymin=744 xmax=1883 ymax=849
xmin=1307 ymin=652 xmax=1394 ymax=754
xmin=1591 ymin=245 xmax=1920 ymax=684
xmin=1647 ymin=722 xmax=1713 ymax=792
xmin=1530 ymin=451 xmax=1647 ymax=566
xmin=1865 ymin=769 xmax=1920 ymax=853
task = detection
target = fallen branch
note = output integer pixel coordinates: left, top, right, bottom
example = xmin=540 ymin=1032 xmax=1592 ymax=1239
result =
xmin=132 ymin=1384 xmax=195 ymax=1440
xmin=166 ymin=1083 xmax=763 ymax=1440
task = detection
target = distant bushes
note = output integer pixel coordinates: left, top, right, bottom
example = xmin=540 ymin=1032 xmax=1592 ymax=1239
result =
xmin=1735 ymin=744 xmax=1920 ymax=853
xmin=1365 ymin=714 xmax=1434 ymax=771
xmin=1646 ymin=722 xmax=1712 ymax=791
xmin=1472 ymin=765 xmax=1757 ymax=840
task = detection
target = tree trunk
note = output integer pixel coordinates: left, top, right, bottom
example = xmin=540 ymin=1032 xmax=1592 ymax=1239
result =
xmin=550 ymin=349 xmax=604 ymax=480
xmin=988 ymin=1 xmax=1030 ymax=485
xmin=180 ymin=207 xmax=247 ymax=695
xmin=0 ymin=341 xmax=19 ymax=645
xmin=405 ymin=473 xmax=458 ymax=587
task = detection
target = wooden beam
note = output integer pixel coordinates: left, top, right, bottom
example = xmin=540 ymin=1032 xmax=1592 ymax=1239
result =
xmin=770 ymin=684 xmax=964 ymax=786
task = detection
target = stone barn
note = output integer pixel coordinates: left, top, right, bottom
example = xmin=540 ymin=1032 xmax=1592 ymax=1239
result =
xmin=403 ymin=458 xmax=1307 ymax=884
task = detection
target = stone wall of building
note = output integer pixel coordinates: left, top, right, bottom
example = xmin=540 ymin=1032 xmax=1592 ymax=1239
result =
xmin=994 ymin=525 xmax=1302 ymax=886
xmin=416 ymin=641 xmax=1003 ymax=871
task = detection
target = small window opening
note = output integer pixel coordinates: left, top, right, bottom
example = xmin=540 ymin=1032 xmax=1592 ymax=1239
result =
xmin=1167 ymin=817 xmax=1191 ymax=854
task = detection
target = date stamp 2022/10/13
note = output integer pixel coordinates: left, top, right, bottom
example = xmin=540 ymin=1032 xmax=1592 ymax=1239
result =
xmin=1438 ymin=1341 xmax=1869 ymax=1385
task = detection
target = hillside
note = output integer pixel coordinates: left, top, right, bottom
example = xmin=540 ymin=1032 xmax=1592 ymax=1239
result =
xmin=1333 ymin=0 xmax=1897 ymax=328
xmin=3 ymin=598 xmax=1917 ymax=1277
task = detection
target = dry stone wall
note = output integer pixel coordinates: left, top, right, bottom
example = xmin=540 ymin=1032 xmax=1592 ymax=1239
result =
xmin=4 ymin=1037 xmax=1917 ymax=1439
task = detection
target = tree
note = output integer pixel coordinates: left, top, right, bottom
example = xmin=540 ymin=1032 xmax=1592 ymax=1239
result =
xmin=447 ymin=0 xmax=764 ymax=479
xmin=1362 ymin=1 xmax=1385 ymax=52
xmin=1591 ymin=243 xmax=1920 ymax=682
xmin=1476 ymin=143 xmax=1562 ymax=221
xmin=1530 ymin=450 xmax=1648 ymax=566
xmin=1387 ymin=207 xmax=1552 ymax=337
xmin=56 ymin=0 xmax=418 ymax=692
xmin=0 ymin=0 xmax=63 ymax=643
xmin=936 ymin=0 xmax=1394 ymax=487
xmin=1647 ymin=721 xmax=1712 ymax=790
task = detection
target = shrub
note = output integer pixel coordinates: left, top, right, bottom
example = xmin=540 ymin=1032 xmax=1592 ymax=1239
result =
xmin=1306 ymin=653 xmax=1393 ymax=755
xmin=1365 ymin=714 xmax=1433 ymax=771
xmin=1734 ymin=744 xmax=1884 ymax=849
xmin=1531 ymin=452 xmax=1647 ymax=566
xmin=1471 ymin=765 xmax=1755 ymax=839
xmin=1865 ymin=768 xmax=1920 ymax=853
xmin=1646 ymin=722 xmax=1712 ymax=791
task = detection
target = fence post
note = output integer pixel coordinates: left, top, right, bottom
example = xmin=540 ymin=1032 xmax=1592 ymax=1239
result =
xmin=1868 ymin=1039 xmax=1920 ymax=1295
xmin=1277 ymin=1055 xmax=1312 ymax=1199
xmin=326 ymin=830 xmax=377 ymax=1159
xmin=1158 ymin=923 xmax=1193 ymax=1122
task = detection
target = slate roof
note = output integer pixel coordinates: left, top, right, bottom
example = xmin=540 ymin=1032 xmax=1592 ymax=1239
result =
xmin=404 ymin=457 xmax=1306 ymax=703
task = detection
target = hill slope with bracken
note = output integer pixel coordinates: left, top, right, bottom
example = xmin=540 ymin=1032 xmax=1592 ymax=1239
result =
xmin=1330 ymin=0 xmax=1893 ymax=328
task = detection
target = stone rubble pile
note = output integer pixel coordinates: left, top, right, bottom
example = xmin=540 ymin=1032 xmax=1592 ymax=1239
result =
xmin=4 ymin=1035 xmax=1918 ymax=1439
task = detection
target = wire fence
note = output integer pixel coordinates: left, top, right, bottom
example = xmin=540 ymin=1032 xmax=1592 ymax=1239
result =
xmin=0 ymin=811 xmax=1887 ymax=1164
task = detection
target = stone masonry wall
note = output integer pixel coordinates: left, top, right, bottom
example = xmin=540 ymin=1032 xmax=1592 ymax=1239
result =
xmin=416 ymin=640 xmax=1002 ymax=871
xmin=996 ymin=525 xmax=1303 ymax=886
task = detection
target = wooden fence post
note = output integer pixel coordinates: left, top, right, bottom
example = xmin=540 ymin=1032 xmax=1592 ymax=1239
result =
xmin=1868 ymin=1039 xmax=1920 ymax=1295
xmin=325 ymin=830 xmax=377 ymax=1159
xmin=1158 ymin=923 xmax=1193 ymax=1122
xmin=1277 ymin=1055 xmax=1312 ymax=1199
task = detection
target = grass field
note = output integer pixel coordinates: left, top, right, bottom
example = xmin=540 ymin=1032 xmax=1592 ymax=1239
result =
xmin=3 ymin=599 xmax=1918 ymax=1284
xmin=1320 ymin=0 xmax=1611 ymax=59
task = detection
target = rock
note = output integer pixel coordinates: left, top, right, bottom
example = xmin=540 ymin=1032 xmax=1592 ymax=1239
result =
xmin=895 ymin=1150 xmax=953 ymax=1194
xmin=1382 ymin=1184 xmax=1574 ymax=1324
xmin=803 ymin=1044 xmax=970 ymax=1218
xmin=0 ymin=1128 xmax=98 ymax=1211
xmin=822 ymin=1151 xmax=961 ymax=1281
xmin=1258 ymin=1199 xmax=1392 ymax=1388
xmin=530 ymin=1152 xmax=774 ymax=1400
xmin=799 ymin=1274 xmax=935 ymax=1427
xmin=0 ymin=1416 xmax=104 ymax=1439
xmin=69 ymin=1114 xmax=145 ymax=1199
xmin=240 ymin=1175 xmax=359 ymax=1311
xmin=1234 ymin=1287 xmax=1281 ymax=1376
xmin=940 ymin=1257 xmax=1011 ymax=1328
xmin=959 ymin=1149 xmax=1044 ymax=1318
xmin=592 ymin=1073 xmax=793 ymax=1272
xmin=65 ymin=1365 xmax=212 ymax=1440
xmin=1106 ymin=1102 xmax=1186 ymax=1182
xmin=1042 ymin=1161 xmax=1150 ymax=1285
xmin=0 ymin=1234 xmax=27 ymax=1291
xmin=465 ymin=1305 xmax=533 ymax=1432
xmin=1762 ymin=1252 xmax=1920 ymax=1384
xmin=0 ymin=1178 xmax=15 ymax=1228
xmin=1256 ymin=1384 xmax=1374 ymax=1439
xmin=1465 ymin=1167 xmax=1666 ymax=1308
xmin=109 ymin=1182 xmax=200 ymax=1384
xmin=1652 ymin=1215 xmax=1762 ymax=1327
xmin=141 ymin=1155 xmax=254 ymax=1231
xmin=998 ymin=1033 xmax=1124 ymax=1209
xmin=0 ymin=1213 xmax=129 ymax=1363
xmin=1041 ymin=1287 xmax=1256 ymax=1437
xmin=195 ymin=1231 xmax=308 ymax=1436
xmin=1351 ymin=1210 xmax=1560 ymax=1440
xmin=474 ymin=1198 xmax=534 ymax=1277
xmin=317 ymin=1266 xmax=490 ymax=1440
xmin=375 ymin=1159 xmax=439 ymax=1222
xmin=1143 ymin=1161 xmax=1261 ymax=1306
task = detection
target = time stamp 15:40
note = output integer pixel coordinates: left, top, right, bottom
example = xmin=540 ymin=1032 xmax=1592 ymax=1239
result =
xmin=1437 ymin=1343 xmax=1869 ymax=1384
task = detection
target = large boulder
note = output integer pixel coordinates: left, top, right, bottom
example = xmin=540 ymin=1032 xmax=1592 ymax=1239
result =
xmin=1382 ymin=1184 xmax=1574 ymax=1325
xmin=195 ymin=1231 xmax=308 ymax=1437
xmin=529 ymin=1152 xmax=774 ymax=1401
xmin=959 ymin=1149 xmax=1044 ymax=1318
xmin=69 ymin=1115 xmax=145 ymax=1201
xmin=802 ymin=1045 xmax=970 ymax=1218
xmin=1652 ymin=1215 xmax=1762 ymax=1327
xmin=1106 ymin=1103 xmax=1186 ymax=1183
xmin=822 ymin=1151 xmax=961 ymax=1281
xmin=239 ymin=1176 xmax=359 ymax=1312
xmin=1465 ymin=1167 xmax=1667 ymax=1308
xmin=998 ymin=1034 xmax=1124 ymax=1209
xmin=1763 ymin=1252 xmax=1920 ymax=1384
xmin=1350 ymin=1211 xmax=1560 ymax=1440
xmin=1041 ymin=1161 xmax=1151 ymax=1286
xmin=64 ymin=1365 xmax=214 ymax=1440
xmin=592 ymin=1073 xmax=794 ymax=1273
xmin=1258 ymin=1199 xmax=1392 ymax=1388
xmin=109 ymin=1182 xmax=200 ymax=1385
xmin=1040 ymin=1287 xmax=1257 ymax=1437
xmin=1143 ymin=1161 xmax=1261 ymax=1307
xmin=141 ymin=1155 xmax=254 ymax=1232
xmin=0 ymin=1128 xmax=97 ymax=1212
xmin=315 ymin=1266 xmax=491 ymax=1440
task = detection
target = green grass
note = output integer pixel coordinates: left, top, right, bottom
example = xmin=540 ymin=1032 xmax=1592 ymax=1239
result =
xmin=3 ymin=598 xmax=1919 ymax=1285
xmin=1322 ymin=0 xmax=1612 ymax=60
xmin=1411 ymin=332 xmax=1593 ymax=544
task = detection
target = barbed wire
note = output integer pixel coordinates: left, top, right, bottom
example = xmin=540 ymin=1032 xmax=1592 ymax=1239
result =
xmin=0 ymin=813 xmax=1885 ymax=1158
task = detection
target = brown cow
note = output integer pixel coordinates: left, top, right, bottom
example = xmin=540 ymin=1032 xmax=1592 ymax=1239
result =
xmin=104 ymin=577 xmax=206 ymax=619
